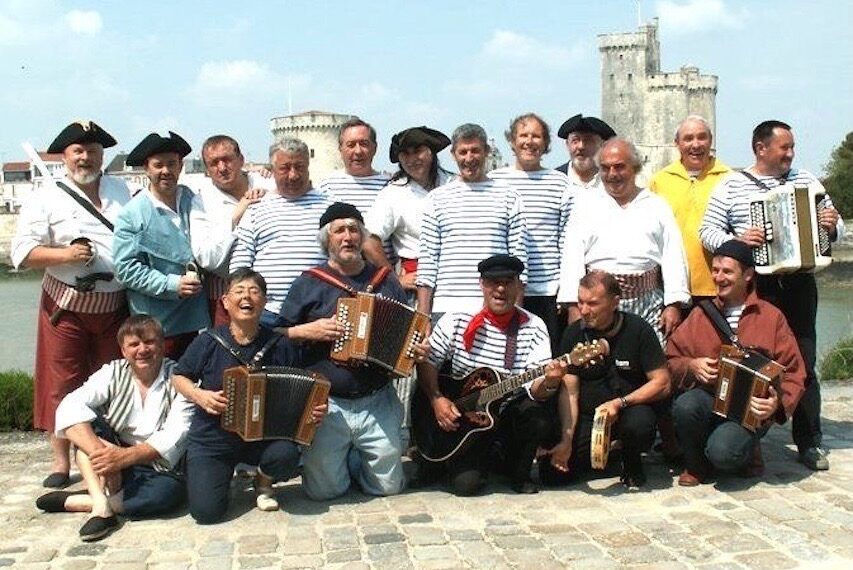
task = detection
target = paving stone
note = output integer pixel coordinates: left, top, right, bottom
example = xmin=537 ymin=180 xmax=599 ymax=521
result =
xmin=23 ymin=549 xmax=57 ymax=562
xmin=236 ymin=555 xmax=277 ymax=568
xmin=105 ymin=549 xmax=151 ymax=562
xmin=596 ymin=531 xmax=650 ymax=548
xmin=609 ymin=545 xmax=674 ymax=564
xmin=412 ymin=545 xmax=458 ymax=561
xmin=199 ymin=541 xmax=234 ymax=557
xmin=552 ymin=542 xmax=607 ymax=561
xmin=398 ymin=513 xmax=432 ymax=524
xmin=363 ymin=532 xmax=406 ymax=545
xmin=281 ymin=537 xmax=321 ymax=555
xmin=366 ymin=543 xmax=409 ymax=561
xmin=491 ymin=535 xmax=543 ymax=549
xmin=707 ymin=532 xmax=772 ymax=553
xmin=0 ymin=560 xmax=14 ymax=568
xmin=326 ymin=548 xmax=361 ymax=563
xmin=503 ymin=548 xmax=559 ymax=566
xmin=734 ymin=551 xmax=799 ymax=570
xmin=407 ymin=526 xmax=446 ymax=546
xmin=147 ymin=564 xmax=192 ymax=570
xmin=196 ymin=558 xmax=233 ymax=570
xmin=237 ymin=534 xmax=278 ymax=555
xmin=66 ymin=544 xmax=108 ymax=558
xmin=0 ymin=547 xmax=25 ymax=554
xmin=446 ymin=529 xmax=482 ymax=541
xmin=60 ymin=562 xmax=97 ymax=570
xmin=746 ymin=499 xmax=812 ymax=521
xmin=279 ymin=555 xmax=323 ymax=569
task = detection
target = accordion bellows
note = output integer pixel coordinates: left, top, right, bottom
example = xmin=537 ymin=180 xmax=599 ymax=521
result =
xmin=714 ymin=345 xmax=785 ymax=432
xmin=221 ymin=366 xmax=330 ymax=444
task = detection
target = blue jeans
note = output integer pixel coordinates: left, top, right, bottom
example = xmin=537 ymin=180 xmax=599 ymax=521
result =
xmin=302 ymin=384 xmax=404 ymax=500
xmin=186 ymin=439 xmax=301 ymax=524
xmin=673 ymin=389 xmax=768 ymax=475
xmin=121 ymin=466 xmax=185 ymax=518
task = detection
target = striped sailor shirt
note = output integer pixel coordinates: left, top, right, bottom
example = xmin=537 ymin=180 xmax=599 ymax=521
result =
xmin=488 ymin=167 xmax=575 ymax=296
xmin=318 ymin=171 xmax=391 ymax=217
xmin=229 ymin=188 xmax=334 ymax=315
xmin=699 ymin=168 xmax=845 ymax=251
xmin=417 ymin=179 xmax=529 ymax=314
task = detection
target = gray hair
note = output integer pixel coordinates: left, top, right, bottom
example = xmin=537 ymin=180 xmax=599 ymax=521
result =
xmin=597 ymin=137 xmax=643 ymax=173
xmin=674 ymin=115 xmax=712 ymax=141
xmin=451 ymin=123 xmax=488 ymax=150
xmin=317 ymin=219 xmax=367 ymax=257
xmin=269 ymin=137 xmax=309 ymax=161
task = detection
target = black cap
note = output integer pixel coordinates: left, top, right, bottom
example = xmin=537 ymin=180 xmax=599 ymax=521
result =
xmin=125 ymin=131 xmax=192 ymax=167
xmin=319 ymin=202 xmax=364 ymax=229
xmin=713 ymin=240 xmax=755 ymax=268
xmin=478 ymin=254 xmax=525 ymax=279
xmin=557 ymin=114 xmax=616 ymax=140
xmin=47 ymin=121 xmax=117 ymax=153
xmin=389 ymin=126 xmax=451 ymax=163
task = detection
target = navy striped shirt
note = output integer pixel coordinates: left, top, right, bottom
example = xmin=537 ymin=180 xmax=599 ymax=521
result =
xmin=489 ymin=167 xmax=574 ymax=296
xmin=229 ymin=189 xmax=334 ymax=314
xmin=417 ymin=179 xmax=529 ymax=313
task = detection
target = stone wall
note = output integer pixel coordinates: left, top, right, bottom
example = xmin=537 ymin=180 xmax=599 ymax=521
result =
xmin=270 ymin=111 xmax=357 ymax=184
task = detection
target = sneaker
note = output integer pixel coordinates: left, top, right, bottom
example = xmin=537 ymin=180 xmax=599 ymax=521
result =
xmin=79 ymin=515 xmax=118 ymax=542
xmin=799 ymin=447 xmax=829 ymax=471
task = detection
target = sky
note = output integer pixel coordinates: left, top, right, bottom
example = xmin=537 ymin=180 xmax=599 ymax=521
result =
xmin=1 ymin=0 xmax=851 ymax=176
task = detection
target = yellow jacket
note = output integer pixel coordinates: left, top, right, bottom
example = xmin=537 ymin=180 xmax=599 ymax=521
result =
xmin=650 ymin=157 xmax=730 ymax=297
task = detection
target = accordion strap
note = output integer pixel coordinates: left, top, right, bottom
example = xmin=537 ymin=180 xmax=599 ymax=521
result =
xmin=698 ymin=300 xmax=740 ymax=348
xmin=740 ymin=170 xmax=775 ymax=192
xmin=205 ymin=329 xmax=281 ymax=370
xmin=305 ymin=265 xmax=392 ymax=296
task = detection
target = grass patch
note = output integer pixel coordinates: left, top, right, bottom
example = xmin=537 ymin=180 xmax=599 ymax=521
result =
xmin=0 ymin=369 xmax=33 ymax=430
xmin=820 ymin=336 xmax=853 ymax=381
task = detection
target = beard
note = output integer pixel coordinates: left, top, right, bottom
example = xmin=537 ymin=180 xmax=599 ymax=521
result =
xmin=69 ymin=168 xmax=100 ymax=185
xmin=572 ymin=155 xmax=596 ymax=175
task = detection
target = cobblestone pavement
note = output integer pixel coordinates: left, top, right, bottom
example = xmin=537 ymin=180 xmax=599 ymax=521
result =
xmin=2 ymin=383 xmax=852 ymax=570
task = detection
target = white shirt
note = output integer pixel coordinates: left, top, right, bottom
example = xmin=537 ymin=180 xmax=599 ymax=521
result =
xmin=364 ymin=170 xmax=453 ymax=260
xmin=55 ymin=359 xmax=193 ymax=468
xmin=11 ymin=174 xmax=131 ymax=292
xmin=189 ymin=172 xmax=276 ymax=278
xmin=318 ymin=170 xmax=391 ymax=216
xmin=557 ymin=188 xmax=690 ymax=306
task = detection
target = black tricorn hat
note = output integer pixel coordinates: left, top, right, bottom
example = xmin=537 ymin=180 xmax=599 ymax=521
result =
xmin=713 ymin=240 xmax=755 ymax=268
xmin=47 ymin=120 xmax=117 ymax=154
xmin=319 ymin=202 xmax=364 ymax=229
xmin=125 ymin=131 xmax=192 ymax=167
xmin=478 ymin=254 xmax=525 ymax=279
xmin=389 ymin=126 xmax=451 ymax=163
xmin=557 ymin=114 xmax=616 ymax=140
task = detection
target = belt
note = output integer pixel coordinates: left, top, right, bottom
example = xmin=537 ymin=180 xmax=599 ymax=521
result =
xmin=333 ymin=383 xmax=389 ymax=400
xmin=608 ymin=266 xmax=662 ymax=299
xmin=43 ymin=272 xmax=126 ymax=314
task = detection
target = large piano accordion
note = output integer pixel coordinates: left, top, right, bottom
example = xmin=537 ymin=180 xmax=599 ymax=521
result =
xmin=331 ymin=292 xmax=430 ymax=377
xmin=714 ymin=345 xmax=785 ymax=432
xmin=748 ymin=184 xmax=832 ymax=274
xmin=221 ymin=366 xmax=330 ymax=444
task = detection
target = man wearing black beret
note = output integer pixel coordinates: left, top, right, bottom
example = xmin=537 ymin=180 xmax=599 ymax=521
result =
xmin=555 ymin=113 xmax=615 ymax=194
xmin=113 ymin=131 xmax=209 ymax=360
xmin=11 ymin=120 xmax=132 ymax=489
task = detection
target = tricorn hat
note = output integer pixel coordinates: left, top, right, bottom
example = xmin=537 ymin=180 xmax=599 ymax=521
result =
xmin=557 ymin=114 xmax=616 ymax=140
xmin=47 ymin=120 xmax=117 ymax=154
xmin=125 ymin=131 xmax=192 ymax=167
xmin=478 ymin=254 xmax=525 ymax=279
xmin=389 ymin=126 xmax=451 ymax=163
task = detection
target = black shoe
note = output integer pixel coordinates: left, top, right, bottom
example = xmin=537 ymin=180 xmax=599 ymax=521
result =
xmin=510 ymin=479 xmax=539 ymax=494
xmin=620 ymin=463 xmax=647 ymax=490
xmin=79 ymin=515 xmax=119 ymax=542
xmin=42 ymin=472 xmax=70 ymax=489
xmin=36 ymin=490 xmax=86 ymax=512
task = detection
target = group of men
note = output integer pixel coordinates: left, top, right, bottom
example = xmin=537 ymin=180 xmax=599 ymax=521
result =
xmin=13 ymin=110 xmax=843 ymax=540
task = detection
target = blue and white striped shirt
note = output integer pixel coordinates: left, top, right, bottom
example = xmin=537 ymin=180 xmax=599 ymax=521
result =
xmin=700 ymin=168 xmax=845 ymax=251
xmin=489 ymin=167 xmax=575 ymax=296
xmin=318 ymin=171 xmax=391 ymax=217
xmin=417 ymin=179 xmax=529 ymax=313
xmin=229 ymin=189 xmax=334 ymax=314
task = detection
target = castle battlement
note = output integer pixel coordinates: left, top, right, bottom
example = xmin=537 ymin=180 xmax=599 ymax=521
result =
xmin=270 ymin=111 xmax=356 ymax=134
xmin=647 ymin=71 xmax=718 ymax=92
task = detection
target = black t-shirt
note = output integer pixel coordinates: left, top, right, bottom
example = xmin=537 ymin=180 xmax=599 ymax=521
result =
xmin=175 ymin=325 xmax=302 ymax=447
xmin=557 ymin=312 xmax=665 ymax=415
xmin=280 ymin=262 xmax=407 ymax=397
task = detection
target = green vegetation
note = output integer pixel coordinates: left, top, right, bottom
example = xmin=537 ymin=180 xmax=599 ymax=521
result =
xmin=0 ymin=369 xmax=33 ymax=430
xmin=820 ymin=336 xmax=853 ymax=381
xmin=823 ymin=131 xmax=853 ymax=218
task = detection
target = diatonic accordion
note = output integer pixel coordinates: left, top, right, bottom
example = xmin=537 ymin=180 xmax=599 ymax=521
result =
xmin=221 ymin=366 xmax=330 ymax=444
xmin=748 ymin=184 xmax=832 ymax=274
xmin=714 ymin=345 xmax=785 ymax=432
xmin=331 ymin=292 xmax=430 ymax=377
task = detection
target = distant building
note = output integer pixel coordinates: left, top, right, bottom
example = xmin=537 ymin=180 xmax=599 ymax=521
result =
xmin=486 ymin=139 xmax=505 ymax=172
xmin=599 ymin=18 xmax=718 ymax=176
xmin=270 ymin=110 xmax=357 ymax=184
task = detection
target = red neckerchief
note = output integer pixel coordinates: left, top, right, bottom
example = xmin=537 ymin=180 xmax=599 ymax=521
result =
xmin=462 ymin=307 xmax=528 ymax=351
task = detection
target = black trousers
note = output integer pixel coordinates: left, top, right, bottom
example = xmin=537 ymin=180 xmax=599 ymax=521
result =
xmin=523 ymin=295 xmax=560 ymax=354
xmin=539 ymin=404 xmax=657 ymax=486
xmin=757 ymin=273 xmax=820 ymax=451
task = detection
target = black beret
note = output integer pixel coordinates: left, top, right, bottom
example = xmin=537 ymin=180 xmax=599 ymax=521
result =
xmin=389 ymin=126 xmax=451 ymax=163
xmin=557 ymin=114 xmax=616 ymax=140
xmin=478 ymin=254 xmax=525 ymax=279
xmin=319 ymin=202 xmax=364 ymax=229
xmin=713 ymin=240 xmax=755 ymax=268
xmin=125 ymin=131 xmax=192 ymax=167
xmin=47 ymin=121 xmax=117 ymax=154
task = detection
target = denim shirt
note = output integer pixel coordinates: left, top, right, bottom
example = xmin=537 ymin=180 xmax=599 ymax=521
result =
xmin=113 ymin=186 xmax=210 ymax=336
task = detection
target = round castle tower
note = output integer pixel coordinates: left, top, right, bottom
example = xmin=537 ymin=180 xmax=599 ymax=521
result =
xmin=270 ymin=110 xmax=357 ymax=184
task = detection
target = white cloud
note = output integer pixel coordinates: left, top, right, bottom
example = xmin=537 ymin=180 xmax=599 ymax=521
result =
xmin=65 ymin=9 xmax=102 ymax=35
xmin=359 ymin=81 xmax=399 ymax=104
xmin=481 ymin=30 xmax=585 ymax=69
xmin=655 ymin=0 xmax=746 ymax=33
xmin=186 ymin=59 xmax=311 ymax=109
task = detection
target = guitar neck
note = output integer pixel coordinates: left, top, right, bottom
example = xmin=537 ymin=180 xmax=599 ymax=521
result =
xmin=477 ymin=352 xmax=575 ymax=405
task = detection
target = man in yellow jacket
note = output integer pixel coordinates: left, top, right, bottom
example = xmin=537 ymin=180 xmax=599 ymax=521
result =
xmin=650 ymin=116 xmax=730 ymax=300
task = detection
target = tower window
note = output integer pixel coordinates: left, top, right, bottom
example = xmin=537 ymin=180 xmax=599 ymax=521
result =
xmin=628 ymin=73 xmax=633 ymax=81
xmin=310 ymin=148 xmax=315 ymax=158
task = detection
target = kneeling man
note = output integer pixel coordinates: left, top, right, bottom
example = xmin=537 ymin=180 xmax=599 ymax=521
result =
xmin=666 ymin=241 xmax=805 ymax=485
xmin=37 ymin=315 xmax=193 ymax=541
xmin=172 ymin=268 xmax=326 ymax=523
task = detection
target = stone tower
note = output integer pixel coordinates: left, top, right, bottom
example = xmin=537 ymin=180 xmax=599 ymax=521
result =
xmin=269 ymin=110 xmax=357 ymax=184
xmin=599 ymin=18 xmax=718 ymax=175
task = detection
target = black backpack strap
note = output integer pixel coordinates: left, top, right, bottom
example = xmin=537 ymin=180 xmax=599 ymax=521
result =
xmin=54 ymin=180 xmax=114 ymax=231
xmin=698 ymin=300 xmax=740 ymax=347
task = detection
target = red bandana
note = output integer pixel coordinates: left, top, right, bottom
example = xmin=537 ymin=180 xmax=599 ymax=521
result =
xmin=462 ymin=307 xmax=528 ymax=351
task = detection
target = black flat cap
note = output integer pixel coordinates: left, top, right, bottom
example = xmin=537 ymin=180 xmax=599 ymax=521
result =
xmin=557 ymin=114 xmax=616 ymax=140
xmin=319 ymin=202 xmax=364 ymax=228
xmin=125 ymin=131 xmax=192 ymax=167
xmin=389 ymin=126 xmax=451 ymax=163
xmin=478 ymin=254 xmax=525 ymax=279
xmin=713 ymin=240 xmax=755 ymax=268
xmin=47 ymin=121 xmax=117 ymax=153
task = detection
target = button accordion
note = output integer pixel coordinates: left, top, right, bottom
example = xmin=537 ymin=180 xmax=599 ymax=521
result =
xmin=748 ymin=184 xmax=832 ymax=274
xmin=331 ymin=292 xmax=430 ymax=377
xmin=221 ymin=366 xmax=330 ymax=444
xmin=714 ymin=345 xmax=785 ymax=432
